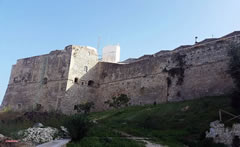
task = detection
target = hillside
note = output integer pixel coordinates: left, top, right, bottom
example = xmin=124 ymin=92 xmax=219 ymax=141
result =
xmin=70 ymin=96 xmax=234 ymax=147
xmin=0 ymin=96 xmax=235 ymax=147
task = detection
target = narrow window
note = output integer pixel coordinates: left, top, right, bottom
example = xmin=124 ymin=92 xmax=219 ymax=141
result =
xmin=84 ymin=66 xmax=88 ymax=72
xmin=42 ymin=77 xmax=48 ymax=84
xmin=74 ymin=78 xmax=78 ymax=83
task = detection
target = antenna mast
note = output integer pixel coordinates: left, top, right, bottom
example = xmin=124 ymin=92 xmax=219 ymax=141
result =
xmin=97 ymin=36 xmax=102 ymax=60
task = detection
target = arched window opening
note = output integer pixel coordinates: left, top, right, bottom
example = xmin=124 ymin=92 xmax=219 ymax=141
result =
xmin=84 ymin=66 xmax=88 ymax=72
xmin=88 ymin=80 xmax=94 ymax=87
xmin=74 ymin=78 xmax=79 ymax=83
xmin=42 ymin=77 xmax=48 ymax=85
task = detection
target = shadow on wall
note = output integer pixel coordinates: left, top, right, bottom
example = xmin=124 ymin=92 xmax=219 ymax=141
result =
xmin=60 ymin=63 xmax=101 ymax=114
xmin=60 ymin=59 xmax=170 ymax=114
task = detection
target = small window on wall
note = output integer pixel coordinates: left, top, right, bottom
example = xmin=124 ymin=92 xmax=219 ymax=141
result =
xmin=88 ymin=80 xmax=94 ymax=87
xmin=17 ymin=103 xmax=22 ymax=109
xmin=74 ymin=78 xmax=79 ymax=83
xmin=84 ymin=66 xmax=88 ymax=72
xmin=42 ymin=77 xmax=48 ymax=85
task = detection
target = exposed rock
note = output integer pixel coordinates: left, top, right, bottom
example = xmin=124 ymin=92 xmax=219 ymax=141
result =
xmin=20 ymin=127 xmax=59 ymax=145
xmin=206 ymin=120 xmax=240 ymax=146
xmin=60 ymin=126 xmax=70 ymax=138
xmin=33 ymin=123 xmax=44 ymax=128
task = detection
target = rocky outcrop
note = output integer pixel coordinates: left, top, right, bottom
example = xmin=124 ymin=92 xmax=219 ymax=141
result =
xmin=206 ymin=120 xmax=240 ymax=146
xmin=18 ymin=124 xmax=69 ymax=145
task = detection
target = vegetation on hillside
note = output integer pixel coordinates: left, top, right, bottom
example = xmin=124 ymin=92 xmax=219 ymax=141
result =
xmin=64 ymin=114 xmax=91 ymax=141
xmin=0 ymin=111 xmax=69 ymax=139
xmin=89 ymin=96 xmax=231 ymax=147
xmin=104 ymin=94 xmax=131 ymax=108
xmin=0 ymin=96 xmax=234 ymax=147
xmin=74 ymin=101 xmax=95 ymax=114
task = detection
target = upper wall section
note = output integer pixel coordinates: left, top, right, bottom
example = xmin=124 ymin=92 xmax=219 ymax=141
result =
xmin=95 ymin=31 xmax=240 ymax=105
xmin=66 ymin=45 xmax=98 ymax=89
xmin=122 ymin=31 xmax=240 ymax=64
xmin=9 ymin=48 xmax=72 ymax=86
xmin=98 ymin=31 xmax=240 ymax=85
xmin=2 ymin=47 xmax=73 ymax=111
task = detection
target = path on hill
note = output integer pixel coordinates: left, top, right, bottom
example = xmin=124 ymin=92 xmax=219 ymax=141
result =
xmin=115 ymin=130 xmax=166 ymax=147
xmin=36 ymin=139 xmax=71 ymax=147
xmin=93 ymin=116 xmax=166 ymax=146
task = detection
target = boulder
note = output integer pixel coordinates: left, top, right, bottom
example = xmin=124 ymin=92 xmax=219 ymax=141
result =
xmin=33 ymin=123 xmax=44 ymax=128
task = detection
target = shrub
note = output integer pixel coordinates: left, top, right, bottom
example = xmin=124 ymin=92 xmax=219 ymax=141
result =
xmin=104 ymin=94 xmax=131 ymax=109
xmin=74 ymin=102 xmax=95 ymax=114
xmin=64 ymin=114 xmax=91 ymax=141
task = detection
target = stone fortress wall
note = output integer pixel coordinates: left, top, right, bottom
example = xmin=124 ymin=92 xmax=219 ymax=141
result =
xmin=1 ymin=45 xmax=98 ymax=112
xmin=2 ymin=31 xmax=240 ymax=114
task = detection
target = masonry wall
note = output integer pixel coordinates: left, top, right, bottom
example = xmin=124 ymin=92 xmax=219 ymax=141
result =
xmin=1 ymin=47 xmax=72 ymax=111
xmin=66 ymin=45 xmax=99 ymax=89
xmin=94 ymin=57 xmax=168 ymax=110
xmin=2 ymin=32 xmax=240 ymax=114
xmin=59 ymin=46 xmax=99 ymax=114
xmin=90 ymin=34 xmax=240 ymax=111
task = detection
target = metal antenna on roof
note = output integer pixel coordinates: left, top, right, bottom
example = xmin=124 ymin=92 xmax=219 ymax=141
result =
xmin=97 ymin=36 xmax=101 ymax=51
xmin=97 ymin=36 xmax=102 ymax=60
xmin=195 ymin=36 xmax=198 ymax=44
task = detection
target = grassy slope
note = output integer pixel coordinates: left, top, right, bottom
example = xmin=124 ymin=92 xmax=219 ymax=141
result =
xmin=0 ymin=111 xmax=144 ymax=147
xmin=67 ymin=123 xmax=145 ymax=147
xmin=0 ymin=96 xmax=233 ymax=147
xmin=88 ymin=96 xmax=233 ymax=147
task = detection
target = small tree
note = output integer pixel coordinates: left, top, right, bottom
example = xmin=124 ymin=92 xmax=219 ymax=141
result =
xmin=74 ymin=102 xmax=95 ymax=114
xmin=104 ymin=94 xmax=131 ymax=109
xmin=64 ymin=114 xmax=91 ymax=141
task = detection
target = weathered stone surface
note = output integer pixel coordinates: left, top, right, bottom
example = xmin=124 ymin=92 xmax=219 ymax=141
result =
xmin=1 ymin=31 xmax=240 ymax=114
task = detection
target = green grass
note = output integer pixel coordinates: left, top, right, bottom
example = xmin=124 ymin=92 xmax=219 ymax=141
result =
xmin=67 ymin=137 xmax=145 ymax=147
xmin=0 ymin=96 xmax=234 ymax=147
xmin=87 ymin=96 xmax=233 ymax=147
xmin=67 ymin=123 xmax=145 ymax=147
